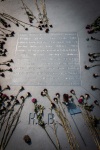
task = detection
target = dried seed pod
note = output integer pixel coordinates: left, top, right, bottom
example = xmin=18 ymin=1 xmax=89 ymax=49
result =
xmin=94 ymin=100 xmax=99 ymax=105
xmin=20 ymin=96 xmax=24 ymax=100
xmin=10 ymin=95 xmax=14 ymax=100
xmin=39 ymin=27 xmax=42 ymax=30
xmin=51 ymin=102 xmax=56 ymax=109
xmin=6 ymin=63 xmax=10 ymax=67
xmin=0 ymin=85 xmax=2 ymax=91
xmin=93 ymin=73 xmax=98 ymax=78
xmin=6 ymin=34 xmax=9 ymax=37
xmin=86 ymin=25 xmax=91 ymax=29
xmin=70 ymin=89 xmax=75 ymax=95
xmin=89 ymin=58 xmax=94 ymax=62
xmin=41 ymin=91 xmax=46 ymax=97
xmin=2 ymin=106 xmax=6 ymax=111
xmin=15 ymin=100 xmax=20 ymax=104
xmin=45 ymin=24 xmax=48 ymax=27
xmin=91 ymin=86 xmax=97 ymax=90
xmin=6 ymin=85 xmax=10 ymax=90
xmin=80 ymin=95 xmax=84 ymax=99
xmin=16 ymin=23 xmax=19 ymax=27
xmin=53 ymin=97 xmax=58 ymax=103
xmin=40 ymin=21 xmax=43 ymax=24
xmin=84 ymin=65 xmax=90 ymax=69
xmin=85 ymin=94 xmax=90 ymax=100
xmin=88 ymin=53 xmax=94 ymax=57
xmin=56 ymin=93 xmax=60 ymax=98
xmin=49 ymin=24 xmax=53 ymax=28
xmin=25 ymin=28 xmax=28 ymax=31
xmin=45 ymin=28 xmax=49 ymax=33
xmin=7 ymin=101 xmax=11 ymax=107
xmin=0 ymin=73 xmax=5 ymax=77
xmin=20 ymin=86 xmax=24 ymax=92
xmin=27 ymin=92 xmax=31 ymax=97
xmin=42 ymin=25 xmax=45 ymax=28
xmin=8 ymin=68 xmax=13 ymax=72
xmin=43 ymin=89 xmax=48 ymax=94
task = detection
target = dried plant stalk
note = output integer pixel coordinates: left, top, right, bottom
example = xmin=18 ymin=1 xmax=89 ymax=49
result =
xmin=41 ymin=89 xmax=80 ymax=150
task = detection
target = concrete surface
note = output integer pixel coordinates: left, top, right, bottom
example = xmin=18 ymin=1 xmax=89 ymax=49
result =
xmin=0 ymin=0 xmax=100 ymax=150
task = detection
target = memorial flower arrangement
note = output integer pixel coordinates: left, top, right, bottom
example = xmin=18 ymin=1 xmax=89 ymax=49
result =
xmin=70 ymin=89 xmax=100 ymax=150
xmin=31 ymin=97 xmax=61 ymax=150
xmin=0 ymin=59 xmax=14 ymax=77
xmin=0 ymin=85 xmax=31 ymax=150
xmin=41 ymin=89 xmax=80 ymax=150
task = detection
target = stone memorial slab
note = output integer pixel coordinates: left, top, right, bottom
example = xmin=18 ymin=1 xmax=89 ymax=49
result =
xmin=12 ymin=33 xmax=81 ymax=86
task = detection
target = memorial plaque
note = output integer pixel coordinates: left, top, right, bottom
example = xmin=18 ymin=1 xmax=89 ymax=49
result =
xmin=12 ymin=33 xmax=81 ymax=86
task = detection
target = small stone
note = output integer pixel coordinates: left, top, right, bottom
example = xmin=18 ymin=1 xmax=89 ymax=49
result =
xmin=23 ymin=135 xmax=31 ymax=144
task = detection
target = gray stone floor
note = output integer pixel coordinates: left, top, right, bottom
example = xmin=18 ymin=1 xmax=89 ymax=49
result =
xmin=0 ymin=0 xmax=100 ymax=150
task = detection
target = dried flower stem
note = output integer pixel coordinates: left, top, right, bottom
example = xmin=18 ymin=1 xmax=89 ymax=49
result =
xmin=0 ymin=93 xmax=30 ymax=150
xmin=72 ymin=91 xmax=100 ymax=150
xmin=57 ymin=97 xmax=67 ymax=118
xmin=0 ymin=88 xmax=24 ymax=146
xmin=81 ymin=108 xmax=100 ymax=150
xmin=1 ymin=13 xmax=38 ymax=28
xmin=56 ymin=108 xmax=79 ymax=150
xmin=21 ymin=0 xmax=38 ymax=22
xmin=3 ymin=103 xmax=24 ymax=150
xmin=44 ymin=127 xmax=59 ymax=150
xmin=43 ymin=92 xmax=80 ymax=150
xmin=34 ymin=0 xmax=42 ymax=20
xmin=41 ymin=0 xmax=49 ymax=24
xmin=53 ymin=122 xmax=61 ymax=150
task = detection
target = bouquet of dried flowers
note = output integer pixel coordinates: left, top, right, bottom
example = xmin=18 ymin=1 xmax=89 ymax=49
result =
xmin=70 ymin=89 xmax=100 ymax=150
xmin=32 ymin=98 xmax=61 ymax=150
xmin=41 ymin=89 xmax=80 ymax=150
